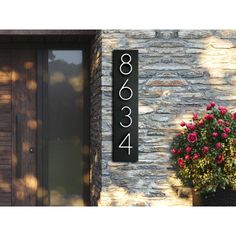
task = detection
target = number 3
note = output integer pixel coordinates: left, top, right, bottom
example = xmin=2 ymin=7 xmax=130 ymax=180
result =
xmin=119 ymin=53 xmax=132 ymax=76
xmin=120 ymin=106 xmax=132 ymax=128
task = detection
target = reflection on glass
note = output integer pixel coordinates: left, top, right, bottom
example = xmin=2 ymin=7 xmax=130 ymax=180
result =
xmin=48 ymin=50 xmax=84 ymax=206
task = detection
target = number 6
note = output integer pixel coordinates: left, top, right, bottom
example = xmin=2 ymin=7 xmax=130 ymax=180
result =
xmin=119 ymin=79 xmax=133 ymax=101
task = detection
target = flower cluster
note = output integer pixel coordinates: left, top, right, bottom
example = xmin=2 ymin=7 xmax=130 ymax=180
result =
xmin=170 ymin=102 xmax=236 ymax=193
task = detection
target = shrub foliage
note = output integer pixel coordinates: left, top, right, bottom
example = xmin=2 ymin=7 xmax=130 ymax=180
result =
xmin=171 ymin=102 xmax=236 ymax=193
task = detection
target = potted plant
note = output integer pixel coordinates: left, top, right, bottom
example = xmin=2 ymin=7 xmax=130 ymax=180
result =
xmin=170 ymin=102 xmax=236 ymax=206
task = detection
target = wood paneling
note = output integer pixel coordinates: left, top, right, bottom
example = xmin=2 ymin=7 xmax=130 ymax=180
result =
xmin=0 ymin=49 xmax=12 ymax=206
xmin=12 ymin=50 xmax=37 ymax=206
xmin=0 ymin=49 xmax=37 ymax=206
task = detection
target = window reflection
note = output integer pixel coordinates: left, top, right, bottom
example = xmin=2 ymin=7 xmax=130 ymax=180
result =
xmin=48 ymin=50 xmax=84 ymax=206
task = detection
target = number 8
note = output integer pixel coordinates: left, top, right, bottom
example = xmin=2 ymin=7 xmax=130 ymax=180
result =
xmin=119 ymin=53 xmax=132 ymax=76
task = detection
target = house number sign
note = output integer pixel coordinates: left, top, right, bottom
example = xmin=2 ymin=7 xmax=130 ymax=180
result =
xmin=112 ymin=50 xmax=138 ymax=162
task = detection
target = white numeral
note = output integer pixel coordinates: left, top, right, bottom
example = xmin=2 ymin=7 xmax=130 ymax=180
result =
xmin=119 ymin=79 xmax=133 ymax=101
xmin=119 ymin=53 xmax=132 ymax=76
xmin=119 ymin=133 xmax=133 ymax=155
xmin=120 ymin=106 xmax=132 ymax=128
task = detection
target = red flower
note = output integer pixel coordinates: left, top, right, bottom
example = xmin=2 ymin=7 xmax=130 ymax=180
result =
xmin=180 ymin=121 xmax=185 ymax=127
xmin=212 ymin=132 xmax=218 ymax=138
xmin=218 ymin=119 xmax=224 ymax=125
xmin=232 ymin=112 xmax=236 ymax=120
xmin=177 ymin=158 xmax=184 ymax=168
xmin=206 ymin=104 xmax=212 ymax=110
xmin=185 ymin=146 xmax=192 ymax=153
xmin=193 ymin=112 xmax=198 ymax=120
xmin=210 ymin=101 xmax=216 ymax=107
xmin=177 ymin=149 xmax=182 ymax=155
xmin=193 ymin=153 xmax=200 ymax=160
xmin=171 ymin=148 xmax=177 ymax=154
xmin=234 ymin=140 xmax=236 ymax=145
xmin=186 ymin=123 xmax=196 ymax=131
xmin=224 ymin=121 xmax=230 ymax=127
xmin=218 ymin=106 xmax=227 ymax=115
xmin=223 ymin=127 xmax=230 ymax=133
xmin=215 ymin=154 xmax=224 ymax=164
xmin=202 ymin=146 xmax=209 ymax=153
xmin=185 ymin=154 xmax=191 ymax=161
xmin=198 ymin=119 xmax=204 ymax=126
xmin=187 ymin=132 xmax=198 ymax=143
xmin=204 ymin=114 xmax=214 ymax=120
xmin=221 ymin=133 xmax=228 ymax=139
xmin=177 ymin=132 xmax=184 ymax=136
xmin=216 ymin=142 xmax=222 ymax=149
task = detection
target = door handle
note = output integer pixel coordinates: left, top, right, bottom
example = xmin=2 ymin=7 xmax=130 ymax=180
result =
xmin=16 ymin=114 xmax=22 ymax=178
xmin=29 ymin=147 xmax=34 ymax=153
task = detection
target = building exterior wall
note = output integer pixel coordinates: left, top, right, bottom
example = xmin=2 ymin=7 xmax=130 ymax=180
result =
xmin=0 ymin=30 xmax=236 ymax=206
xmin=99 ymin=30 xmax=236 ymax=206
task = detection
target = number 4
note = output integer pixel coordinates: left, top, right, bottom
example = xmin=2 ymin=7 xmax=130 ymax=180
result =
xmin=119 ymin=133 xmax=133 ymax=155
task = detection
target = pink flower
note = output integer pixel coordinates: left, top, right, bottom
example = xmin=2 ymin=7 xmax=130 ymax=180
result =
xmin=185 ymin=155 xmax=191 ymax=161
xmin=210 ymin=101 xmax=216 ymax=107
xmin=187 ymin=132 xmax=198 ymax=143
xmin=232 ymin=112 xmax=236 ymax=120
xmin=224 ymin=121 xmax=230 ymax=127
xmin=218 ymin=119 xmax=224 ymax=125
xmin=177 ymin=149 xmax=182 ymax=155
xmin=221 ymin=133 xmax=228 ymax=139
xmin=223 ymin=127 xmax=230 ymax=133
xmin=216 ymin=142 xmax=222 ymax=149
xmin=185 ymin=146 xmax=192 ymax=153
xmin=177 ymin=132 xmax=184 ymax=136
xmin=171 ymin=148 xmax=177 ymax=154
xmin=206 ymin=102 xmax=216 ymax=110
xmin=204 ymin=114 xmax=214 ymax=120
xmin=198 ymin=119 xmax=204 ymax=126
xmin=186 ymin=123 xmax=196 ymax=131
xmin=206 ymin=104 xmax=212 ymax=110
xmin=193 ymin=153 xmax=200 ymax=160
xmin=202 ymin=146 xmax=209 ymax=153
xmin=177 ymin=158 xmax=184 ymax=168
xmin=218 ymin=106 xmax=227 ymax=115
xmin=193 ymin=112 xmax=198 ymax=120
xmin=180 ymin=121 xmax=185 ymax=127
xmin=215 ymin=154 xmax=224 ymax=164
xmin=212 ymin=132 xmax=218 ymax=138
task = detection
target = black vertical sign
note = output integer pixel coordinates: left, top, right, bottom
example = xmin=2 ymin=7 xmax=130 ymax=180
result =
xmin=113 ymin=50 xmax=138 ymax=162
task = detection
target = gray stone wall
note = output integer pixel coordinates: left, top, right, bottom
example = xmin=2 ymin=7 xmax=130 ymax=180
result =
xmin=98 ymin=30 xmax=236 ymax=206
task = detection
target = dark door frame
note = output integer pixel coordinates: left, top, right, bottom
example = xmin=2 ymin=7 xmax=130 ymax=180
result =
xmin=0 ymin=31 xmax=96 ymax=206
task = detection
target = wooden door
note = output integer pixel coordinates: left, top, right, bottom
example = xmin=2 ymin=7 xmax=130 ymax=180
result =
xmin=0 ymin=50 xmax=12 ymax=205
xmin=11 ymin=50 xmax=37 ymax=205
xmin=0 ymin=48 xmax=89 ymax=206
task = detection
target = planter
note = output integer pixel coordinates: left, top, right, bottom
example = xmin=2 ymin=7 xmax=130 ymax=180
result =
xmin=193 ymin=188 xmax=236 ymax=206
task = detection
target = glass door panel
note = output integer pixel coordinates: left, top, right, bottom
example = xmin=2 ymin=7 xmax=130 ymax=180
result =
xmin=48 ymin=50 xmax=84 ymax=206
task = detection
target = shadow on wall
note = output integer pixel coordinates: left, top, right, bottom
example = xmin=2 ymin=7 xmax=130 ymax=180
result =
xmin=101 ymin=30 xmax=236 ymax=206
xmin=175 ymin=34 xmax=236 ymax=125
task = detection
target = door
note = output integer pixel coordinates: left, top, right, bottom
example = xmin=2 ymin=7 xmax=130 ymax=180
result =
xmin=3 ymin=48 xmax=89 ymax=206
xmin=12 ymin=49 xmax=37 ymax=205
